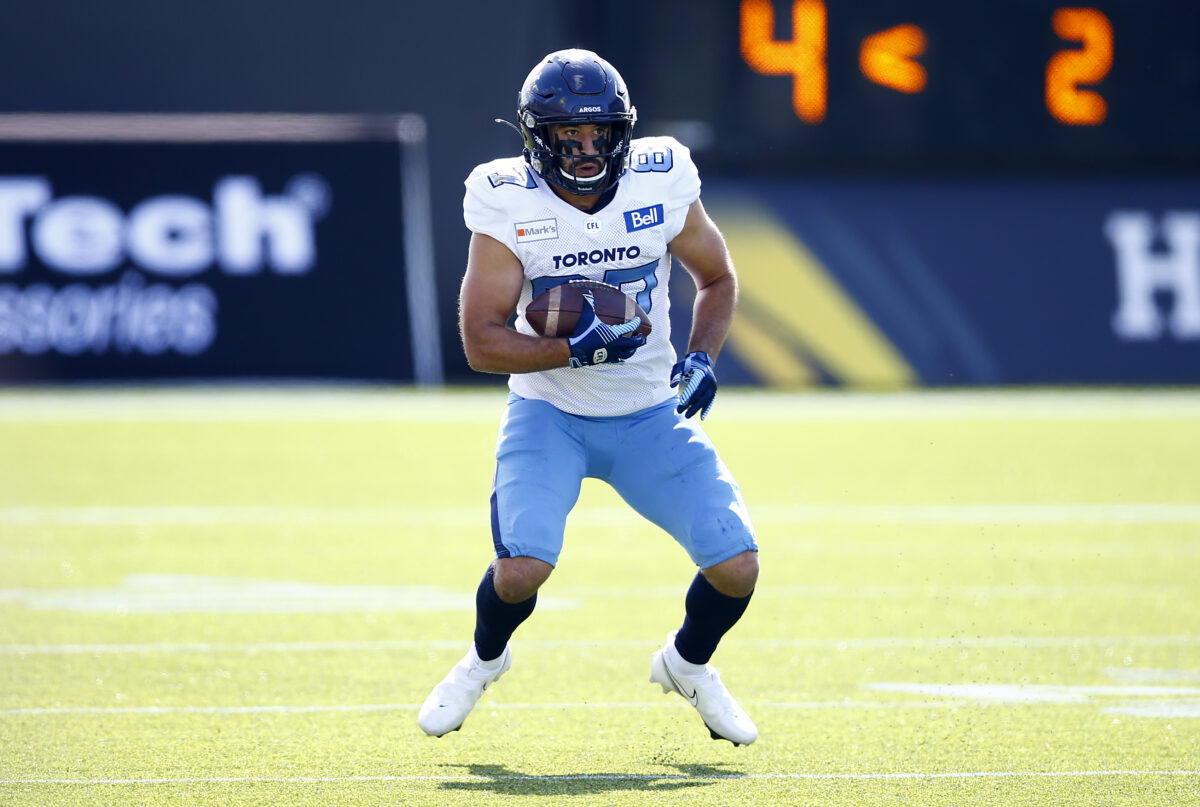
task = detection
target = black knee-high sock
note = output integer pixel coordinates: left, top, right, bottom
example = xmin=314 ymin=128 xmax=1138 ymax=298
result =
xmin=473 ymin=565 xmax=536 ymax=661
xmin=673 ymin=571 xmax=753 ymax=665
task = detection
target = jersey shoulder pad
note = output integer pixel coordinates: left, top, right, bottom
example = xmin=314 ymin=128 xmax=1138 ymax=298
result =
xmin=466 ymin=156 xmax=539 ymax=193
xmin=625 ymin=136 xmax=700 ymax=210
xmin=463 ymin=157 xmax=539 ymax=248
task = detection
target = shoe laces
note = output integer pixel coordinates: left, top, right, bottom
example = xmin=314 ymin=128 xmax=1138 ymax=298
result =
xmin=437 ymin=661 xmax=481 ymax=693
xmin=695 ymin=668 xmax=728 ymax=696
xmin=692 ymin=668 xmax=746 ymax=716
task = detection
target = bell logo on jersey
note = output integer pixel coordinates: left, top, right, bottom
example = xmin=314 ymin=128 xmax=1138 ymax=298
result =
xmin=624 ymin=204 xmax=663 ymax=232
xmin=515 ymin=218 xmax=559 ymax=243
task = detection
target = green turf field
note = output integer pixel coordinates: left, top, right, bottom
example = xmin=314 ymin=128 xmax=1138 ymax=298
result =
xmin=1 ymin=387 xmax=1198 ymax=806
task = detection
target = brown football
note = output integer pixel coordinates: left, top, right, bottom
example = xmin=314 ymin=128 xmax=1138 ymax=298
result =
xmin=525 ymin=280 xmax=652 ymax=339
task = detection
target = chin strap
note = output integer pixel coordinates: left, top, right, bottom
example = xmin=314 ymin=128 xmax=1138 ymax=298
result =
xmin=560 ymin=165 xmax=608 ymax=185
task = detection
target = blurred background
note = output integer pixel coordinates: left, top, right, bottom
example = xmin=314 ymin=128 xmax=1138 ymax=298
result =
xmin=1 ymin=0 xmax=1198 ymax=388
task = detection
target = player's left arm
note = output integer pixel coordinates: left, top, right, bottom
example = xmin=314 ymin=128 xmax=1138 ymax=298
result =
xmin=666 ymin=197 xmax=737 ymax=419
xmin=668 ymin=198 xmax=737 ymax=360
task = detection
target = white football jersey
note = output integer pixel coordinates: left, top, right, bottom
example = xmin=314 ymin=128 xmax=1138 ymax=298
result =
xmin=463 ymin=136 xmax=700 ymax=417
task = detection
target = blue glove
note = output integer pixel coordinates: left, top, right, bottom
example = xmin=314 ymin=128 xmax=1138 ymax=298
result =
xmin=567 ymin=289 xmax=646 ymax=368
xmin=670 ymin=351 xmax=717 ymax=420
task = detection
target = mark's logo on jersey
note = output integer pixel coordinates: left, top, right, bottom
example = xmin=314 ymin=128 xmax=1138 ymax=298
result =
xmin=624 ymin=204 xmax=663 ymax=233
xmin=515 ymin=218 xmax=559 ymax=243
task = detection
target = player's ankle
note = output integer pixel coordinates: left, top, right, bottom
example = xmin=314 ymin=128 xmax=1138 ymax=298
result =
xmin=667 ymin=640 xmax=707 ymax=675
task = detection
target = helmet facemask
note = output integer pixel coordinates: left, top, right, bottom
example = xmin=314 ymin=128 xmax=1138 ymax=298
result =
xmin=524 ymin=115 xmax=635 ymax=196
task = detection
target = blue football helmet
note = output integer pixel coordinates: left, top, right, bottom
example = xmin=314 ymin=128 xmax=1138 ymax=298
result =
xmin=515 ymin=49 xmax=637 ymax=196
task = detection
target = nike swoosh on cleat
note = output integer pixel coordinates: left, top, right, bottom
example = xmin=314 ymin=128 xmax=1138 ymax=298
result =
xmin=662 ymin=663 xmax=698 ymax=705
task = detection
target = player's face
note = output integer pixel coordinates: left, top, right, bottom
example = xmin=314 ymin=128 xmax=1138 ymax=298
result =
xmin=549 ymin=123 xmax=611 ymax=180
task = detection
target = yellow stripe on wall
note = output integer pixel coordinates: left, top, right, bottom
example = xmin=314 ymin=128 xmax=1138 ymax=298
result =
xmin=727 ymin=313 xmax=817 ymax=386
xmin=709 ymin=198 xmax=916 ymax=387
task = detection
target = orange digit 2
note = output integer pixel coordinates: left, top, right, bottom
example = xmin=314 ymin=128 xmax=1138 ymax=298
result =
xmin=1046 ymin=7 xmax=1113 ymax=125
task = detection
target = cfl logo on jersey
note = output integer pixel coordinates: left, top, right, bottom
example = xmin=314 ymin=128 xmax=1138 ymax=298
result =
xmin=624 ymin=204 xmax=663 ymax=232
xmin=515 ymin=218 xmax=559 ymax=243
xmin=585 ymin=219 xmax=602 ymax=233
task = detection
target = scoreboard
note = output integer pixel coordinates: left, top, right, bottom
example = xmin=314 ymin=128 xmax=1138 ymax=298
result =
xmin=740 ymin=2 xmax=1119 ymax=127
xmin=579 ymin=0 xmax=1200 ymax=173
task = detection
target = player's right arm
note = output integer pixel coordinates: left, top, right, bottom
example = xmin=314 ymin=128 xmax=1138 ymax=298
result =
xmin=458 ymin=231 xmax=572 ymax=374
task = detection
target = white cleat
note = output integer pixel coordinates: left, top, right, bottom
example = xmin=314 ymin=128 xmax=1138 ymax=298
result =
xmin=649 ymin=630 xmax=758 ymax=746
xmin=418 ymin=644 xmax=511 ymax=737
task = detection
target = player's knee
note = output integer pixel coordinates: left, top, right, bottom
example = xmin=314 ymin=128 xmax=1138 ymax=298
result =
xmin=690 ymin=508 xmax=756 ymax=577
xmin=493 ymin=556 xmax=553 ymax=603
xmin=702 ymin=550 xmax=759 ymax=598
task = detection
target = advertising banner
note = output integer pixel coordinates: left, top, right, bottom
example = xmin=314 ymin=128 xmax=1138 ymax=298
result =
xmin=0 ymin=114 xmax=440 ymax=384
xmin=704 ymin=178 xmax=1200 ymax=386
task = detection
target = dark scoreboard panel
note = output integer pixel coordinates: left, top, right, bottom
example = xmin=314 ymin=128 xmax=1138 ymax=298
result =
xmin=577 ymin=0 xmax=1200 ymax=173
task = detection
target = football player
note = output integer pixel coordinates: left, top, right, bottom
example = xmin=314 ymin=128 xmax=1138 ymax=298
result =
xmin=418 ymin=49 xmax=759 ymax=745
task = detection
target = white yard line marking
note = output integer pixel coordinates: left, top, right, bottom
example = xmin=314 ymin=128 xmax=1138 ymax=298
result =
xmin=1105 ymin=667 xmax=1200 ymax=683
xmin=0 ymin=506 xmax=487 ymax=527
xmin=4 ymin=635 xmax=1199 ymax=656
xmin=0 ymin=574 xmax=579 ymax=614
xmin=868 ymin=682 xmax=1200 ymax=701
xmin=0 ymin=639 xmax=467 ymax=655
xmin=0 ymin=580 xmax=1187 ymax=616
xmin=4 ymin=503 xmax=1200 ymax=526
xmin=1 ymin=770 xmax=1197 ymax=786
xmin=0 ymin=388 xmax=1197 ymax=422
xmin=0 ymin=389 xmax=507 ymax=423
xmin=862 ymin=681 xmax=1200 ymax=720
xmin=1106 ymin=703 xmax=1200 ymax=718
xmin=758 ymin=503 xmax=1200 ymax=525
xmin=592 ymin=583 xmax=1193 ymax=599
xmin=0 ymin=700 xmax=972 ymax=717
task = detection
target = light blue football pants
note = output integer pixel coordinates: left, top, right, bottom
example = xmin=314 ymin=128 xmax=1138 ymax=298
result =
xmin=490 ymin=394 xmax=757 ymax=569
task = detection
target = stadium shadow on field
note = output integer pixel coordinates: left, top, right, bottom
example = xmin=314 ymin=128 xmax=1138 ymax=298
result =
xmin=437 ymin=763 xmax=745 ymax=794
